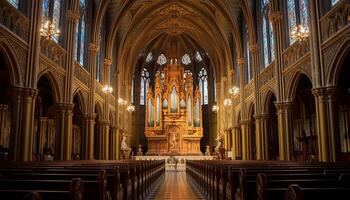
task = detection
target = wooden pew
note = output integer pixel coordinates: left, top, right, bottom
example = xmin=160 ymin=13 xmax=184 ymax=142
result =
xmin=285 ymin=184 xmax=350 ymax=200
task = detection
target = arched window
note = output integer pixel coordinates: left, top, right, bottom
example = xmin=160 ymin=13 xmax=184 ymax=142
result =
xmin=198 ymin=68 xmax=208 ymax=105
xmin=213 ymin=78 xmax=217 ymax=102
xmin=96 ymin=32 xmax=102 ymax=81
xmin=7 ymin=0 xmax=19 ymax=8
xmin=195 ymin=51 xmax=203 ymax=62
xmin=146 ymin=52 xmax=153 ymax=63
xmin=140 ymin=68 xmax=150 ymax=105
xmin=243 ymin=22 xmax=252 ymax=82
xmin=157 ymin=54 xmax=167 ymax=65
xmin=131 ymin=78 xmax=134 ymax=103
xmin=287 ymin=0 xmax=309 ymax=44
xmin=75 ymin=0 xmax=87 ymax=66
xmin=42 ymin=0 xmax=62 ymax=42
xmin=182 ymin=54 xmax=191 ymax=65
xmin=332 ymin=0 xmax=340 ymax=6
xmin=261 ymin=0 xmax=275 ymax=68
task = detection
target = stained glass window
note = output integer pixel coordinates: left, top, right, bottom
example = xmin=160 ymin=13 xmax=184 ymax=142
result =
xmin=96 ymin=32 xmax=102 ymax=82
xmin=41 ymin=0 xmax=62 ymax=42
xmin=214 ymin=78 xmax=217 ymax=102
xmin=157 ymin=54 xmax=167 ymax=65
xmin=182 ymin=54 xmax=191 ymax=65
xmin=287 ymin=0 xmax=297 ymax=44
xmin=261 ymin=0 xmax=275 ymax=68
xmin=7 ymin=0 xmax=19 ymax=9
xmin=198 ymin=68 xmax=208 ymax=105
xmin=287 ymin=0 xmax=309 ymax=45
xmin=75 ymin=0 xmax=87 ymax=67
xmin=146 ymin=52 xmax=153 ymax=63
xmin=140 ymin=68 xmax=150 ymax=105
xmin=195 ymin=51 xmax=203 ymax=62
xmin=332 ymin=0 xmax=340 ymax=6
xmin=131 ymin=78 xmax=134 ymax=103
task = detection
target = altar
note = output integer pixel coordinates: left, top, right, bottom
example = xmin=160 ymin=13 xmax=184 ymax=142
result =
xmin=145 ymin=61 xmax=203 ymax=155
xmin=134 ymin=155 xmax=215 ymax=171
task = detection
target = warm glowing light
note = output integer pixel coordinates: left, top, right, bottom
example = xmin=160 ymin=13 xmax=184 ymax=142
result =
xmin=212 ymin=105 xmax=219 ymax=113
xmin=102 ymin=85 xmax=113 ymax=94
xmin=229 ymin=86 xmax=240 ymax=96
xmin=291 ymin=24 xmax=309 ymax=42
xmin=118 ymin=98 xmax=127 ymax=105
xmin=127 ymin=104 xmax=135 ymax=112
xmin=224 ymin=99 xmax=232 ymax=107
xmin=40 ymin=20 xmax=60 ymax=39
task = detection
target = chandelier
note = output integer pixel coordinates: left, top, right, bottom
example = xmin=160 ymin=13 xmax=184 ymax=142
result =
xmin=229 ymin=86 xmax=240 ymax=96
xmin=40 ymin=19 xmax=60 ymax=40
xmin=224 ymin=99 xmax=232 ymax=107
xmin=212 ymin=105 xmax=219 ymax=113
xmin=102 ymin=85 xmax=113 ymax=94
xmin=291 ymin=24 xmax=309 ymax=42
xmin=127 ymin=104 xmax=135 ymax=112
xmin=118 ymin=98 xmax=127 ymax=106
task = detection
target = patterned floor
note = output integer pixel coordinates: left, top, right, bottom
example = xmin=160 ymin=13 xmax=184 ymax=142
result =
xmin=146 ymin=172 xmax=206 ymax=200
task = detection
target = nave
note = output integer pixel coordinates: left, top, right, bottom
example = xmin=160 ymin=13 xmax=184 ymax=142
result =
xmin=146 ymin=172 xmax=205 ymax=200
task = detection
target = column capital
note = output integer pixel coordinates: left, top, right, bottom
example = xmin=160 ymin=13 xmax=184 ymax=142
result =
xmin=254 ymin=113 xmax=269 ymax=120
xmin=67 ymin=10 xmax=80 ymax=22
xmin=240 ymin=119 xmax=252 ymax=125
xmin=275 ymin=101 xmax=293 ymax=111
xmin=237 ymin=58 xmax=245 ymax=66
xmin=249 ymin=43 xmax=260 ymax=54
xmin=104 ymin=58 xmax=112 ymax=67
xmin=269 ymin=11 xmax=283 ymax=23
xmin=312 ymin=86 xmax=337 ymax=98
xmin=89 ymin=43 xmax=99 ymax=55
xmin=55 ymin=103 xmax=74 ymax=112
xmin=97 ymin=120 xmax=110 ymax=126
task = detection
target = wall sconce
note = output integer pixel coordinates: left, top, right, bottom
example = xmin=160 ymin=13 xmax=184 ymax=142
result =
xmin=229 ymin=86 xmax=240 ymax=96
xmin=127 ymin=104 xmax=135 ymax=112
xmin=224 ymin=99 xmax=232 ymax=107
xmin=118 ymin=98 xmax=127 ymax=106
xmin=212 ymin=105 xmax=219 ymax=113
xmin=102 ymin=85 xmax=113 ymax=94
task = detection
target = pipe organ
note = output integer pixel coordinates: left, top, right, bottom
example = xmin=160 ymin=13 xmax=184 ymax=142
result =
xmin=145 ymin=62 xmax=203 ymax=155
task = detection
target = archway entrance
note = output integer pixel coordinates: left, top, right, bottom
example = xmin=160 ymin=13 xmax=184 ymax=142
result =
xmin=336 ymin=52 xmax=350 ymax=161
xmin=34 ymin=75 xmax=56 ymax=161
xmin=291 ymin=75 xmax=317 ymax=161
xmin=0 ymin=52 xmax=12 ymax=160
xmin=267 ymin=93 xmax=279 ymax=160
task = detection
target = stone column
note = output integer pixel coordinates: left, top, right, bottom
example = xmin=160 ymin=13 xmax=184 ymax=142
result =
xmin=254 ymin=114 xmax=263 ymax=160
xmin=116 ymin=128 xmax=121 ymax=159
xmin=55 ymin=103 xmax=73 ymax=160
xmin=241 ymin=120 xmax=251 ymax=160
xmin=233 ymin=126 xmax=242 ymax=159
xmin=275 ymin=102 xmax=293 ymax=161
xmin=109 ymin=126 xmax=117 ymax=160
xmin=260 ymin=114 xmax=269 ymax=160
xmin=99 ymin=120 xmax=110 ymax=160
xmin=312 ymin=87 xmax=338 ymax=162
xmin=84 ymin=114 xmax=95 ymax=160
xmin=38 ymin=117 xmax=48 ymax=156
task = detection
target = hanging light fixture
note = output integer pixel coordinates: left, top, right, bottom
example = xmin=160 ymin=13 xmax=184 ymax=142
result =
xmin=40 ymin=19 xmax=60 ymax=40
xmin=229 ymin=86 xmax=240 ymax=96
xmin=127 ymin=104 xmax=135 ymax=112
xmin=291 ymin=24 xmax=309 ymax=42
xmin=102 ymin=85 xmax=113 ymax=94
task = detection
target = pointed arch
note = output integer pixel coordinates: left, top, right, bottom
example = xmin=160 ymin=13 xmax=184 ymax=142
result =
xmin=0 ymin=39 xmax=23 ymax=86
xmin=286 ymin=71 xmax=313 ymax=101
xmin=263 ymin=89 xmax=277 ymax=114
xmin=94 ymin=102 xmax=103 ymax=119
xmin=72 ymin=89 xmax=87 ymax=114
xmin=37 ymin=70 xmax=62 ymax=103
xmin=327 ymin=37 xmax=350 ymax=86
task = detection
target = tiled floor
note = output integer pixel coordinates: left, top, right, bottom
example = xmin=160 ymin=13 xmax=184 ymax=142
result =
xmin=146 ymin=172 xmax=206 ymax=200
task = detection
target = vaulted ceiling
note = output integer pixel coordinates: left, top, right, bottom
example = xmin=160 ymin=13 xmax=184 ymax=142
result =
xmin=96 ymin=0 xmax=257 ymax=82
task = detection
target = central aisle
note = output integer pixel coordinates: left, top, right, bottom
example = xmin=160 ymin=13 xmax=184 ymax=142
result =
xmin=146 ymin=172 xmax=206 ymax=200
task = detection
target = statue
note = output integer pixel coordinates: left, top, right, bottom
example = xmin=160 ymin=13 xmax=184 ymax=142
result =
xmin=137 ymin=144 xmax=143 ymax=156
xmin=215 ymin=131 xmax=225 ymax=160
xmin=170 ymin=133 xmax=177 ymax=149
xmin=205 ymin=145 xmax=211 ymax=156
xmin=120 ymin=133 xmax=130 ymax=159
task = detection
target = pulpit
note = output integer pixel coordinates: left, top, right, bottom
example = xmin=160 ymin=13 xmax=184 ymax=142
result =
xmin=145 ymin=62 xmax=203 ymax=155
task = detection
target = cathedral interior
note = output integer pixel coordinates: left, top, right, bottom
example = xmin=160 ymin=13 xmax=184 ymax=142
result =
xmin=0 ymin=0 xmax=350 ymax=199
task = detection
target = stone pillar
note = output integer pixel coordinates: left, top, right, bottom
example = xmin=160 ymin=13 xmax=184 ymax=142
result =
xmin=109 ymin=126 xmax=117 ymax=160
xmin=38 ymin=117 xmax=48 ymax=156
xmin=275 ymin=102 xmax=293 ymax=161
xmin=241 ymin=120 xmax=251 ymax=160
xmin=55 ymin=103 xmax=73 ymax=160
xmin=116 ymin=128 xmax=121 ymax=159
xmin=254 ymin=114 xmax=262 ymax=160
xmin=233 ymin=126 xmax=242 ymax=159
xmin=84 ymin=114 xmax=95 ymax=160
xmin=312 ymin=87 xmax=338 ymax=162
xmin=260 ymin=114 xmax=269 ymax=160
xmin=99 ymin=120 xmax=110 ymax=160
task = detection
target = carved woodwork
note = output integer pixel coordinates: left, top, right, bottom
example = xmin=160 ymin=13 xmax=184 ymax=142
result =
xmin=145 ymin=63 xmax=203 ymax=155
